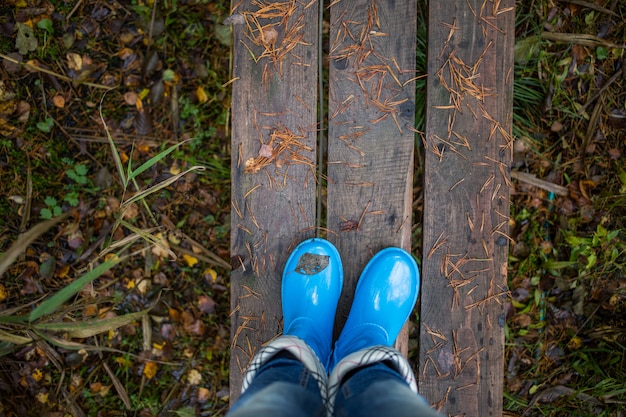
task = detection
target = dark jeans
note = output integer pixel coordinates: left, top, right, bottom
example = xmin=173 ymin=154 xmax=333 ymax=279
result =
xmin=227 ymin=353 xmax=441 ymax=417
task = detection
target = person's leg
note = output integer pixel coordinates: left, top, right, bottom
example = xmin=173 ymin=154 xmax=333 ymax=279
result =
xmin=226 ymin=238 xmax=344 ymax=417
xmin=328 ymin=248 xmax=442 ymax=416
xmin=227 ymin=350 xmax=326 ymax=417
xmin=333 ymin=362 xmax=441 ymax=417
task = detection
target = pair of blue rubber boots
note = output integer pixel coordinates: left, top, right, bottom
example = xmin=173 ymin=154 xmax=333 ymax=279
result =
xmin=282 ymin=238 xmax=419 ymax=372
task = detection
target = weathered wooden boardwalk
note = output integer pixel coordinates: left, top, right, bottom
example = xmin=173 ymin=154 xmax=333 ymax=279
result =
xmin=229 ymin=1 xmax=513 ymax=415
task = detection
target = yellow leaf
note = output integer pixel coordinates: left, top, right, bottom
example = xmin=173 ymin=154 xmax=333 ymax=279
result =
xmin=183 ymin=254 xmax=199 ymax=267
xmin=32 ymin=368 xmax=43 ymax=382
xmin=169 ymin=307 xmax=180 ymax=322
xmin=196 ymin=86 xmax=208 ymax=103
xmin=0 ymin=283 xmax=7 ymax=302
xmin=169 ymin=161 xmax=181 ymax=175
xmin=567 ymin=336 xmax=583 ymax=350
xmin=204 ymin=268 xmax=217 ymax=283
xmin=36 ymin=392 xmax=48 ymax=404
xmin=115 ymin=357 xmax=129 ymax=367
xmin=100 ymin=384 xmax=111 ymax=397
xmin=138 ymin=88 xmax=150 ymax=100
xmin=56 ymin=264 xmax=70 ymax=278
xmin=143 ymin=361 xmax=158 ymax=379
xmin=104 ymin=253 xmax=120 ymax=262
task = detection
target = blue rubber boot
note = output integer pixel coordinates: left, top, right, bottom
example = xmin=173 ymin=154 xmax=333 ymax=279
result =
xmin=282 ymin=238 xmax=343 ymax=369
xmin=329 ymin=247 xmax=419 ymax=371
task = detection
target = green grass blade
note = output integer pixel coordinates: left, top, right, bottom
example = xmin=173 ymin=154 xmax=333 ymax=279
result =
xmin=34 ymin=308 xmax=150 ymax=338
xmin=122 ymin=166 xmax=205 ymax=207
xmin=0 ymin=315 xmax=28 ymax=324
xmin=0 ymin=213 xmax=70 ymax=278
xmin=100 ymin=93 xmax=128 ymax=189
xmin=0 ymin=329 xmax=32 ymax=345
xmin=116 ymin=220 xmax=175 ymax=258
xmin=32 ymin=330 xmax=131 ymax=354
xmin=127 ymin=139 xmax=191 ymax=182
xmin=544 ymin=260 xmax=578 ymax=270
xmin=100 ymin=225 xmax=160 ymax=256
xmin=28 ymin=257 xmax=120 ymax=322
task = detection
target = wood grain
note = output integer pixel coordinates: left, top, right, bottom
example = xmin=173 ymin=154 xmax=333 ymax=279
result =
xmin=229 ymin=0 xmax=319 ymax=402
xmin=326 ymin=0 xmax=417 ymax=354
xmin=418 ymin=0 xmax=514 ymax=416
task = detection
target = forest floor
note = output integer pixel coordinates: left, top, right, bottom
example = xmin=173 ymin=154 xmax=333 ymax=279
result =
xmin=0 ymin=1 xmax=624 ymax=416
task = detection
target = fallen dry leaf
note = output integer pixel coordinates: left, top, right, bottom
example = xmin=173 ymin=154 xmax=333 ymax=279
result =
xmin=183 ymin=254 xmax=198 ymax=267
xmin=198 ymin=387 xmax=211 ymax=402
xmin=197 ymin=295 xmax=216 ymax=314
xmin=187 ymin=369 xmax=202 ymax=385
xmin=143 ymin=361 xmax=158 ymax=379
xmin=196 ymin=86 xmax=208 ymax=103
xmin=124 ymin=91 xmax=138 ymax=105
xmin=52 ymin=94 xmax=65 ymax=108
xmin=66 ymin=52 xmax=83 ymax=71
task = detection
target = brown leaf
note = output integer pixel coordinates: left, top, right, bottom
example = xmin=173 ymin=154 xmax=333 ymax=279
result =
xmin=76 ymin=17 xmax=100 ymax=38
xmin=160 ymin=323 xmax=175 ymax=341
xmin=19 ymin=264 xmax=39 ymax=294
xmin=134 ymin=107 xmax=153 ymax=135
xmin=142 ymin=50 xmax=160 ymax=80
xmin=608 ymin=148 xmax=621 ymax=159
xmin=550 ymin=120 xmax=563 ymax=132
xmin=197 ymin=295 xmax=216 ymax=314
xmin=3 ymin=52 xmax=22 ymax=73
xmin=52 ymin=94 xmax=65 ymax=108
xmin=513 ymin=313 xmax=532 ymax=328
xmin=149 ymin=79 xmax=165 ymax=106
xmin=16 ymin=100 xmax=30 ymax=123
xmin=258 ymin=144 xmax=273 ymax=158
xmin=124 ymin=91 xmax=138 ymax=106
xmin=67 ymin=229 xmax=84 ymax=250
xmin=182 ymin=310 xmax=205 ymax=336
xmin=261 ymin=27 xmax=278 ymax=45
xmin=198 ymin=387 xmax=211 ymax=403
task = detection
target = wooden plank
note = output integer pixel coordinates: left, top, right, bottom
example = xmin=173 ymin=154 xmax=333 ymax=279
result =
xmin=327 ymin=0 xmax=417 ymax=351
xmin=418 ymin=0 xmax=514 ymax=416
xmin=229 ymin=0 xmax=319 ymax=402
